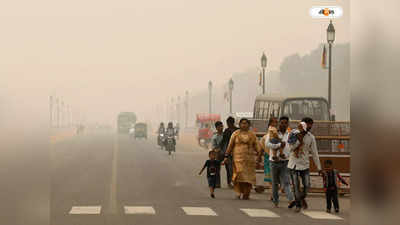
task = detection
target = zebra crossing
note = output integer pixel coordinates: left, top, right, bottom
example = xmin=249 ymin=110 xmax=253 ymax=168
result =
xmin=68 ymin=205 xmax=344 ymax=220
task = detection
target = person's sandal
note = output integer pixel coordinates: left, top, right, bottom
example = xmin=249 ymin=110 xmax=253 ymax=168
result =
xmin=288 ymin=201 xmax=296 ymax=209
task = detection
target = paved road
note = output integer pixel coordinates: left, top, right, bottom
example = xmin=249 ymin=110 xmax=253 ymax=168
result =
xmin=0 ymin=128 xmax=50 ymax=225
xmin=50 ymin=130 xmax=350 ymax=225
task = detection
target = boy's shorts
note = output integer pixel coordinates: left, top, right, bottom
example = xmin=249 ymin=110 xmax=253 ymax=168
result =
xmin=207 ymin=176 xmax=217 ymax=188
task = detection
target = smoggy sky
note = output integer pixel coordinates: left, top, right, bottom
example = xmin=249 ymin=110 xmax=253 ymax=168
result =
xmin=0 ymin=0 xmax=349 ymax=124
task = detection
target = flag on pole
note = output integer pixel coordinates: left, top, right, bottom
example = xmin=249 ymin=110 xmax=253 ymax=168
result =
xmin=322 ymin=45 xmax=327 ymax=69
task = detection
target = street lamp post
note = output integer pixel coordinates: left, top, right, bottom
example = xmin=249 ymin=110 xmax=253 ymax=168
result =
xmin=229 ymin=78 xmax=234 ymax=114
xmin=177 ymin=96 xmax=181 ymax=125
xmin=185 ymin=91 xmax=189 ymax=128
xmin=56 ymin=97 xmax=60 ymax=128
xmin=171 ymin=97 xmax=174 ymax=122
xmin=208 ymin=81 xmax=212 ymax=114
xmin=49 ymin=96 xmax=53 ymax=128
xmin=61 ymin=100 xmax=64 ymax=128
xmin=261 ymin=52 xmax=267 ymax=94
xmin=327 ymin=20 xmax=335 ymax=120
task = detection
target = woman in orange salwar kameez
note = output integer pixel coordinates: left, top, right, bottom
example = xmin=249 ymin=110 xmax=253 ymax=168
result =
xmin=224 ymin=118 xmax=262 ymax=200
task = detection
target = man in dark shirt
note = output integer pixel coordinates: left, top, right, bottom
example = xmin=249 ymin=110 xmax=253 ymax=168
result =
xmin=220 ymin=116 xmax=239 ymax=188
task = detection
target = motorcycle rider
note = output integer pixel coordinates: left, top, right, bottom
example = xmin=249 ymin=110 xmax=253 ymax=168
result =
xmin=165 ymin=122 xmax=176 ymax=146
xmin=158 ymin=123 xmax=166 ymax=147
xmin=158 ymin=122 xmax=165 ymax=134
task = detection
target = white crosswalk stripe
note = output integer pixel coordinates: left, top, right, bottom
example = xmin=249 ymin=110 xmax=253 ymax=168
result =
xmin=67 ymin=205 xmax=345 ymax=220
xmin=69 ymin=206 xmax=102 ymax=215
xmin=124 ymin=206 xmax=156 ymax=215
xmin=240 ymin=208 xmax=280 ymax=218
xmin=302 ymin=211 xmax=344 ymax=220
xmin=181 ymin=207 xmax=218 ymax=216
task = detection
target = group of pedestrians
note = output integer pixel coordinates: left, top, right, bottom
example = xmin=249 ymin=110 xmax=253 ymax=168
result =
xmin=199 ymin=117 xmax=237 ymax=191
xmin=199 ymin=116 xmax=348 ymax=214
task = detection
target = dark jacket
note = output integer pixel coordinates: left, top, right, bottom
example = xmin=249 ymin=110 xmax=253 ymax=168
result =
xmin=322 ymin=169 xmax=348 ymax=191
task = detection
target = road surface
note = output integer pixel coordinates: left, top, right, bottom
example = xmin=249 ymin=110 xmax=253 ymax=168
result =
xmin=49 ymin=130 xmax=350 ymax=225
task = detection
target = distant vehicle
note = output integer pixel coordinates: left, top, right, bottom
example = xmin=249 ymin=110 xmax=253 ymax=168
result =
xmin=134 ymin=122 xmax=147 ymax=139
xmin=253 ymin=95 xmax=330 ymax=121
xmin=117 ymin=112 xmax=137 ymax=134
xmin=196 ymin=113 xmax=221 ymax=148
xmin=250 ymin=95 xmax=330 ymax=132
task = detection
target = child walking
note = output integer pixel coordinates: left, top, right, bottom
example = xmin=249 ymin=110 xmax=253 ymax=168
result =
xmin=199 ymin=151 xmax=223 ymax=198
xmin=321 ymin=160 xmax=348 ymax=213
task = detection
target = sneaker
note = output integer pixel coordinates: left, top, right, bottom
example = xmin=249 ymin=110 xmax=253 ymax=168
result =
xmin=335 ymin=209 xmax=339 ymax=213
xmin=211 ymin=194 xmax=215 ymax=198
xmin=294 ymin=207 xmax=301 ymax=213
xmin=273 ymin=202 xmax=279 ymax=208
xmin=326 ymin=209 xmax=331 ymax=213
xmin=279 ymin=153 xmax=286 ymax=159
xmin=302 ymin=199 xmax=308 ymax=209
xmin=272 ymin=156 xmax=279 ymax=162
xmin=288 ymin=201 xmax=296 ymax=209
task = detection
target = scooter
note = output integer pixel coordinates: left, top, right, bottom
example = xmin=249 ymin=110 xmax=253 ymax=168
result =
xmin=165 ymin=134 xmax=176 ymax=155
xmin=158 ymin=133 xmax=165 ymax=150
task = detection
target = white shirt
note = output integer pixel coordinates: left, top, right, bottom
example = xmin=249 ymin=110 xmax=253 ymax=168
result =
xmin=287 ymin=132 xmax=322 ymax=171
xmin=265 ymin=130 xmax=290 ymax=161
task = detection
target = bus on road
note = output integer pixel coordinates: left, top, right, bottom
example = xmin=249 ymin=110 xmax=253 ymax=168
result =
xmin=117 ymin=112 xmax=137 ymax=134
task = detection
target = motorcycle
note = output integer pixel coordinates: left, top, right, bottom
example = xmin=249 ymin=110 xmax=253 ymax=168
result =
xmin=165 ymin=134 xmax=176 ymax=155
xmin=158 ymin=133 xmax=165 ymax=150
